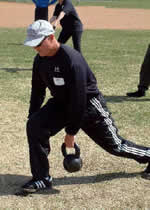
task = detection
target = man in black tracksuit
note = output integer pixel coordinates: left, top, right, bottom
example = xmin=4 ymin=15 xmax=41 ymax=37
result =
xmin=127 ymin=44 xmax=150 ymax=97
xmin=22 ymin=20 xmax=150 ymax=193
xmin=50 ymin=0 xmax=83 ymax=53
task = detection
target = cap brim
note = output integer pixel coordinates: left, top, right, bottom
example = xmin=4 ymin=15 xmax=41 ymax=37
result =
xmin=24 ymin=35 xmax=45 ymax=47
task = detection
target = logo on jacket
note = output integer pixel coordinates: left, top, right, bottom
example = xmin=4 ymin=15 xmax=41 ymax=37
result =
xmin=54 ymin=66 xmax=60 ymax=73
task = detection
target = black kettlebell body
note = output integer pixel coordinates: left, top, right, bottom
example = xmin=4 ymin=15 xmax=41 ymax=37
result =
xmin=61 ymin=143 xmax=83 ymax=173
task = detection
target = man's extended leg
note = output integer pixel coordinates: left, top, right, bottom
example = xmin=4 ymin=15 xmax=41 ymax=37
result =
xmin=82 ymin=95 xmax=150 ymax=178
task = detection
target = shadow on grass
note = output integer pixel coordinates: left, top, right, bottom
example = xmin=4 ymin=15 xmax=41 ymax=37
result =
xmin=0 ymin=68 xmax=32 ymax=72
xmin=104 ymin=95 xmax=150 ymax=103
xmin=0 ymin=174 xmax=60 ymax=196
xmin=0 ymin=171 xmax=141 ymax=196
xmin=8 ymin=43 xmax=24 ymax=46
xmin=53 ymin=171 xmax=141 ymax=186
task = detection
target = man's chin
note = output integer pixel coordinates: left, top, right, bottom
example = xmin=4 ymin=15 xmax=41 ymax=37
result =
xmin=39 ymin=53 xmax=45 ymax=57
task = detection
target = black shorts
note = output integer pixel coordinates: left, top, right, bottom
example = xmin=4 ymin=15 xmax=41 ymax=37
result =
xmin=35 ymin=7 xmax=48 ymax=21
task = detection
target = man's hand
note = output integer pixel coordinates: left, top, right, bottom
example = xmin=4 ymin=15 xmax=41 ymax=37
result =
xmin=64 ymin=134 xmax=75 ymax=148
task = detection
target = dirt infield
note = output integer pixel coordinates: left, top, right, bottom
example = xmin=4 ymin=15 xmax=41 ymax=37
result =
xmin=0 ymin=2 xmax=150 ymax=29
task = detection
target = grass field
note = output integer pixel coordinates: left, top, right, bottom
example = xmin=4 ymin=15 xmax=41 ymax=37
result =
xmin=1 ymin=0 xmax=150 ymax=208
xmin=2 ymin=0 xmax=150 ymax=9
xmin=1 ymin=26 xmax=150 ymax=209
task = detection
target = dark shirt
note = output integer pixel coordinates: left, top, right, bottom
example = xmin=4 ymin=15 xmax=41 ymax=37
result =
xmin=29 ymin=45 xmax=99 ymax=135
xmin=53 ymin=0 xmax=83 ymax=31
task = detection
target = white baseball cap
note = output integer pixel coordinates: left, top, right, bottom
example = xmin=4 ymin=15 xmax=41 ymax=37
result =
xmin=24 ymin=19 xmax=55 ymax=47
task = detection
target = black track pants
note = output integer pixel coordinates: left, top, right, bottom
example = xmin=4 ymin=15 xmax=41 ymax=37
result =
xmin=26 ymin=99 xmax=67 ymax=179
xmin=35 ymin=7 xmax=48 ymax=21
xmin=26 ymin=96 xmax=150 ymax=179
xmin=81 ymin=95 xmax=150 ymax=164
xmin=138 ymin=44 xmax=150 ymax=91
xmin=58 ymin=29 xmax=82 ymax=53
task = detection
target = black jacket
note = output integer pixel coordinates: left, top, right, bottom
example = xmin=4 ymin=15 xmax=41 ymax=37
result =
xmin=29 ymin=44 xmax=100 ymax=135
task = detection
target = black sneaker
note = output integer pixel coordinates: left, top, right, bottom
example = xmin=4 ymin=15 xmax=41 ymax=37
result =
xmin=126 ymin=90 xmax=145 ymax=97
xmin=141 ymin=163 xmax=150 ymax=179
xmin=22 ymin=176 xmax=52 ymax=193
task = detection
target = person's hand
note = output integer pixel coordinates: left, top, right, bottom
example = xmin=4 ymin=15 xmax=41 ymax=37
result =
xmin=64 ymin=134 xmax=75 ymax=148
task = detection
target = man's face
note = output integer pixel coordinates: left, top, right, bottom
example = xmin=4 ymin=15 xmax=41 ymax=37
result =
xmin=34 ymin=36 xmax=53 ymax=57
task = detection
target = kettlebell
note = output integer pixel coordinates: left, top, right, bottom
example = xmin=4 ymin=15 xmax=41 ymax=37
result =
xmin=61 ymin=142 xmax=83 ymax=173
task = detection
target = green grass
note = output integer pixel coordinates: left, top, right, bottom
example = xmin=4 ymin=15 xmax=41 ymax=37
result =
xmin=1 ymin=28 xmax=150 ymax=209
xmin=77 ymin=0 xmax=150 ymax=8
xmin=2 ymin=0 xmax=150 ymax=9
xmin=1 ymin=28 xmax=150 ymax=104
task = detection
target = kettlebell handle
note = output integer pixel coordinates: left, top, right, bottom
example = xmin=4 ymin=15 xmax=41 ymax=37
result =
xmin=61 ymin=142 xmax=80 ymax=158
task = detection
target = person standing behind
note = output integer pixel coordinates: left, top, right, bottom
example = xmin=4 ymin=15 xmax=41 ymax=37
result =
xmin=127 ymin=44 xmax=150 ymax=97
xmin=32 ymin=0 xmax=57 ymax=21
xmin=50 ymin=0 xmax=83 ymax=53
